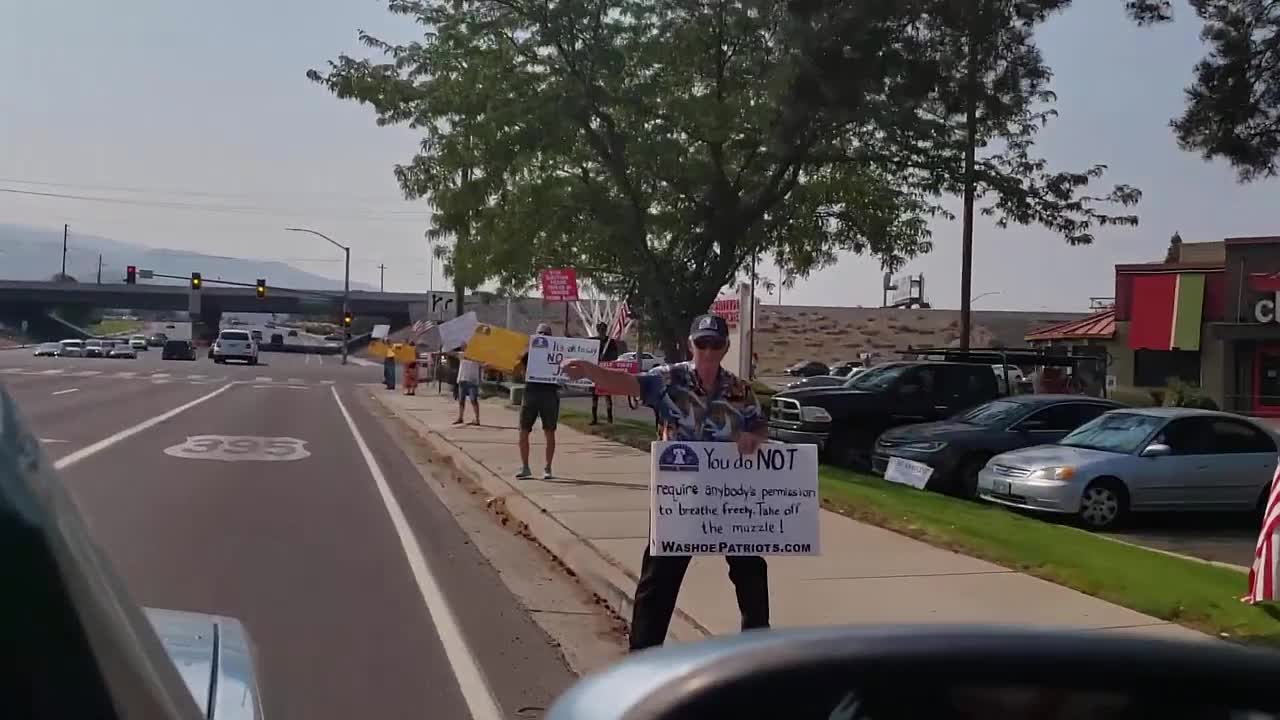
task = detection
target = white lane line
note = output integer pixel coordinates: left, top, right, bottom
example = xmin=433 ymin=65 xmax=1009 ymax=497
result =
xmin=316 ymin=354 xmax=325 ymax=366
xmin=286 ymin=378 xmax=304 ymax=385
xmin=254 ymin=376 xmax=271 ymax=383
xmin=52 ymin=388 xmax=80 ymax=396
xmin=321 ymin=380 xmax=335 ymax=385
xmin=40 ymin=438 xmax=69 ymax=444
xmin=149 ymin=373 xmax=171 ymax=379
xmin=68 ymin=370 xmax=102 ymax=377
xmin=54 ymin=383 xmax=236 ymax=471
xmin=330 ymin=387 xmax=502 ymax=720
xmin=40 ymin=369 xmax=64 ymax=375
xmin=305 ymin=353 xmax=312 ymax=366
xmin=187 ymin=374 xmax=206 ymax=380
xmin=114 ymin=371 xmax=138 ymax=378
xmin=252 ymin=384 xmax=306 ymax=389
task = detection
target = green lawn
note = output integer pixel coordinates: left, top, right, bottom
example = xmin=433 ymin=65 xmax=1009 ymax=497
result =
xmin=87 ymin=319 xmax=143 ymax=336
xmin=558 ymin=410 xmax=1280 ymax=645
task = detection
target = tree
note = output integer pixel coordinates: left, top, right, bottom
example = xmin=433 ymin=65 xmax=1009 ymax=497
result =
xmin=1128 ymin=0 xmax=1280 ymax=181
xmin=309 ymin=0 xmax=944 ymax=359
xmin=797 ymin=0 xmax=1140 ymax=349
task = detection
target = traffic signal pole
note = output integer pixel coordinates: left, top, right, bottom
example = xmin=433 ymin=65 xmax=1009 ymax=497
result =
xmin=342 ymin=245 xmax=350 ymax=366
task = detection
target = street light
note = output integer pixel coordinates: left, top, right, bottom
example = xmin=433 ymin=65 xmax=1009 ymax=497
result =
xmin=286 ymin=227 xmax=350 ymax=366
xmin=971 ymin=291 xmax=1002 ymax=305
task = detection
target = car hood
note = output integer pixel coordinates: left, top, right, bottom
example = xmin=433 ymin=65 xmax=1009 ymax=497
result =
xmin=991 ymin=443 xmax=1121 ymax=469
xmin=880 ymin=420 xmax=988 ymax=443
xmin=145 ymin=608 xmax=263 ymax=719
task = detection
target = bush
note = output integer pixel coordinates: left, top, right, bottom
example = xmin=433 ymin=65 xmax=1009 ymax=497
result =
xmin=1110 ymin=385 xmax=1158 ymax=407
xmin=1161 ymin=379 xmax=1219 ymax=410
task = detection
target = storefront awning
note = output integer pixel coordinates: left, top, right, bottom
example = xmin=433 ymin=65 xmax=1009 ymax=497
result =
xmin=1127 ymin=272 xmax=1206 ymax=351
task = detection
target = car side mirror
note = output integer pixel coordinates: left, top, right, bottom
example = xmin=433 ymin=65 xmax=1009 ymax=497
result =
xmin=1141 ymin=443 xmax=1172 ymax=457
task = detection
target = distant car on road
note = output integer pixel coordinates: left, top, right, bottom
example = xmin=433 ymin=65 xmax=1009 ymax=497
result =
xmin=161 ymin=339 xmax=197 ymax=361
xmin=213 ymin=329 xmax=259 ymax=365
xmin=324 ymin=333 xmax=344 ymax=343
xmin=147 ymin=333 xmax=167 ymax=347
xmin=129 ymin=334 xmax=148 ymax=350
xmin=83 ymin=339 xmax=105 ymax=358
xmin=250 ymin=329 xmax=263 ymax=344
xmin=618 ymin=351 xmax=662 ymax=372
xmin=978 ymin=407 xmax=1280 ymax=530
xmin=287 ymin=329 xmax=298 ymax=337
xmin=827 ymin=361 xmax=864 ymax=377
xmin=784 ymin=360 xmax=829 ymax=377
xmin=108 ymin=344 xmax=137 ymax=359
xmin=33 ymin=342 xmax=61 ymax=357
xmin=58 ymin=339 xmax=84 ymax=357
xmin=269 ymin=333 xmax=284 ymax=347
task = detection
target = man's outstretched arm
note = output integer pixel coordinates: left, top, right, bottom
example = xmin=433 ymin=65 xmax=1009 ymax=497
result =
xmin=561 ymin=359 xmax=642 ymax=397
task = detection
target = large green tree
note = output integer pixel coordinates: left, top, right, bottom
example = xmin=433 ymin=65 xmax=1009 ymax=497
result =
xmin=1128 ymin=0 xmax=1280 ymax=181
xmin=794 ymin=0 xmax=1141 ymax=348
xmin=310 ymin=0 xmax=945 ymax=359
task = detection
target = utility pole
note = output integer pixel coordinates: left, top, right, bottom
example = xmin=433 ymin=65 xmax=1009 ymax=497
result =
xmin=61 ymin=224 xmax=68 ymax=278
xmin=378 ymin=263 xmax=386 ymax=292
xmin=96 ymin=254 xmax=103 ymax=284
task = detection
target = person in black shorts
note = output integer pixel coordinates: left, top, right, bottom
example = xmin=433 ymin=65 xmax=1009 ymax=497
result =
xmin=516 ymin=322 xmax=560 ymax=480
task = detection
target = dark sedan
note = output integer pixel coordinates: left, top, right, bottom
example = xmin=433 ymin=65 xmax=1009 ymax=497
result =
xmin=785 ymin=360 xmax=829 ymax=377
xmin=872 ymin=394 xmax=1124 ymax=499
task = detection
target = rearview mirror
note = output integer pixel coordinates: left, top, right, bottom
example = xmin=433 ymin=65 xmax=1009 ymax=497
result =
xmin=1141 ymin=443 xmax=1172 ymax=458
xmin=548 ymin=626 xmax=1280 ymax=720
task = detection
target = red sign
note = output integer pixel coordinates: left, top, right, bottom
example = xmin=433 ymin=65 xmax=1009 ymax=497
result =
xmin=540 ymin=268 xmax=580 ymax=301
xmin=1250 ymin=272 xmax=1280 ymax=292
xmin=601 ymin=359 xmax=639 ymax=374
xmin=711 ymin=297 xmax=740 ymax=326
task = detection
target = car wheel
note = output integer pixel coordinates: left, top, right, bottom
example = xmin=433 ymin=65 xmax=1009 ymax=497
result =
xmin=1077 ymin=478 xmax=1128 ymax=530
xmin=955 ymin=455 xmax=990 ymax=500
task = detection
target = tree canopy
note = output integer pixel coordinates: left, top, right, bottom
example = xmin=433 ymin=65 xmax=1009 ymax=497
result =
xmin=1128 ymin=0 xmax=1280 ymax=181
xmin=310 ymin=0 xmax=1141 ymax=356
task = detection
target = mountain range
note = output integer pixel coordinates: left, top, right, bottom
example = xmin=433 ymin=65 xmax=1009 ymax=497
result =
xmin=0 ymin=223 xmax=374 ymax=291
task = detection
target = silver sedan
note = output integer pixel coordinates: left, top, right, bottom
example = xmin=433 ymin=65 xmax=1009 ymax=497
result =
xmin=977 ymin=407 xmax=1278 ymax=529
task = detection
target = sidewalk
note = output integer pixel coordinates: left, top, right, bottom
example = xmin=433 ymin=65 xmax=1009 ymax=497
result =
xmin=368 ymin=386 xmax=1207 ymax=644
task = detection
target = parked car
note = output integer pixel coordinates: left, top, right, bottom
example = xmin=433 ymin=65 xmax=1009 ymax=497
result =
xmin=129 ymin=334 xmax=148 ymax=350
xmin=874 ymin=394 xmax=1125 ymax=498
xmin=785 ymin=375 xmax=848 ymax=390
xmin=784 ymin=360 xmax=829 ymax=377
xmin=978 ymin=407 xmax=1280 ymax=530
xmin=58 ymin=339 xmax=84 ymax=357
xmin=161 ymin=339 xmax=197 ymax=361
xmin=993 ymin=364 xmax=1029 ymax=395
xmin=770 ymin=361 xmax=1002 ymax=468
xmin=213 ymin=329 xmax=258 ymax=364
xmin=618 ymin=351 xmax=663 ymax=372
xmin=147 ymin=333 xmax=167 ymax=347
xmin=33 ymin=342 xmax=61 ymax=357
xmin=108 ymin=344 xmax=137 ymax=359
xmin=83 ymin=339 xmax=105 ymax=358
xmin=828 ymin=360 xmax=864 ymax=377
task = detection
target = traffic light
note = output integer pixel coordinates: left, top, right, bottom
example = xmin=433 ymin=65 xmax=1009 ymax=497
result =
xmin=125 ymin=265 xmax=137 ymax=284
xmin=342 ymin=311 xmax=353 ymax=327
xmin=190 ymin=272 xmax=202 ymax=290
xmin=256 ymin=278 xmax=266 ymax=299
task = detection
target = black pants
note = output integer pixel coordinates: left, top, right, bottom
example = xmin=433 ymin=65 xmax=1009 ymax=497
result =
xmin=591 ymin=392 xmax=613 ymax=423
xmin=628 ymin=545 xmax=769 ymax=651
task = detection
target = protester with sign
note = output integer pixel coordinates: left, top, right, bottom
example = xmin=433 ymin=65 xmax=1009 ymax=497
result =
xmin=383 ymin=342 xmax=397 ymax=390
xmin=562 ymin=313 xmax=770 ymax=651
xmin=590 ymin=322 xmax=621 ymax=425
xmin=402 ymin=342 xmax=420 ymax=396
xmin=453 ymin=344 xmax=482 ymax=425
xmin=516 ymin=323 xmax=561 ymax=480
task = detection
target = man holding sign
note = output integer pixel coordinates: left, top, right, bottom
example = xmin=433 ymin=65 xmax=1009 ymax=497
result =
xmin=562 ymin=313 xmax=770 ymax=651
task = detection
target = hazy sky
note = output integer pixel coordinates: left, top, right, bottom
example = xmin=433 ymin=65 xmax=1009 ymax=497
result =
xmin=3 ymin=0 xmax=1277 ymax=311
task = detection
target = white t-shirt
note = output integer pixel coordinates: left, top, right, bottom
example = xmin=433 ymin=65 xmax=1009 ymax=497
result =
xmin=457 ymin=358 xmax=482 ymax=384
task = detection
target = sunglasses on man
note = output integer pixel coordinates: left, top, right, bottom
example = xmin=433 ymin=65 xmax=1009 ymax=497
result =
xmin=693 ymin=336 xmax=727 ymax=351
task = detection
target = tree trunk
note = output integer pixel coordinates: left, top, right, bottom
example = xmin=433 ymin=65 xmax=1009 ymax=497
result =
xmin=959 ymin=20 xmax=979 ymax=352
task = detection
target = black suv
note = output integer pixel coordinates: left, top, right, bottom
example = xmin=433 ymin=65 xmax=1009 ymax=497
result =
xmin=768 ymin=361 xmax=1001 ymax=468
xmin=161 ymin=339 xmax=196 ymax=361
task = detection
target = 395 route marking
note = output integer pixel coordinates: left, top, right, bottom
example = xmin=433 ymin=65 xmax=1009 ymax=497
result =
xmin=163 ymin=435 xmax=311 ymax=462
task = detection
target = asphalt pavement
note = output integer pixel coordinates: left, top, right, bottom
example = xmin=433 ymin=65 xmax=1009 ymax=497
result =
xmin=1 ymin=346 xmax=582 ymax=719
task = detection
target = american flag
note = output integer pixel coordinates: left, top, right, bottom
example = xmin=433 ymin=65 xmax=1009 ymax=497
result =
xmin=412 ymin=320 xmax=434 ymax=336
xmin=1244 ymin=459 xmax=1280 ymax=604
xmin=608 ymin=301 xmax=631 ymax=340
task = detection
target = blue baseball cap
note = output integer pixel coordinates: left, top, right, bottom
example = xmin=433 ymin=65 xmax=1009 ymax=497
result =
xmin=689 ymin=314 xmax=729 ymax=341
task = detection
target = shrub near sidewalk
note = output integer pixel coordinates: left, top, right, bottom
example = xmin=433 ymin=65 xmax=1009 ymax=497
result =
xmin=557 ymin=410 xmax=1280 ymax=645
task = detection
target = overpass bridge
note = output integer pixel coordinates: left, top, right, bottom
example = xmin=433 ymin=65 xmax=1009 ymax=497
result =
xmin=0 ymin=280 xmax=456 ymax=340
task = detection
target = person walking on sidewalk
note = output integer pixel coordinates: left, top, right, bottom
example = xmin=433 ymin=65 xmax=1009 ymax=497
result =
xmin=454 ymin=345 xmax=482 ymax=425
xmin=562 ymin=313 xmax=770 ymax=651
xmin=382 ymin=342 xmax=397 ymax=390
xmin=516 ymin=323 xmax=560 ymax=480
xmin=589 ymin=321 xmax=620 ymax=425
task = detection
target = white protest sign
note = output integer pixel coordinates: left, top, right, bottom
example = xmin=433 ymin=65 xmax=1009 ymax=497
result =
xmin=437 ymin=311 xmax=478 ymax=351
xmin=883 ymin=456 xmax=933 ymax=490
xmin=371 ymin=324 xmax=391 ymax=340
xmin=650 ymin=441 xmax=820 ymax=556
xmin=525 ymin=335 xmax=600 ymax=387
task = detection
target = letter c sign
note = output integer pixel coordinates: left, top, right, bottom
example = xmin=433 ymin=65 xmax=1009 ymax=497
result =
xmin=1257 ymin=294 xmax=1278 ymax=324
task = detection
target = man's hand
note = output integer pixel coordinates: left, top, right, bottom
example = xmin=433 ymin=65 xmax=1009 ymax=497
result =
xmin=736 ymin=431 xmax=764 ymax=456
xmin=561 ymin=358 xmax=594 ymax=381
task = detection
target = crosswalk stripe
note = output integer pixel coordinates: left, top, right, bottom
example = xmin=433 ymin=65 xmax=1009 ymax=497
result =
xmin=321 ymin=380 xmax=335 ymax=385
xmin=114 ymin=371 xmax=137 ymax=378
xmin=187 ymin=374 xmax=206 ymax=380
xmin=149 ymin=373 xmax=170 ymax=379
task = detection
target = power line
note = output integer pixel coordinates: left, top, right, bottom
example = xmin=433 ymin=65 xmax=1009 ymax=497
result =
xmin=0 ymin=176 xmax=428 ymax=209
xmin=0 ymin=187 xmax=432 ymax=223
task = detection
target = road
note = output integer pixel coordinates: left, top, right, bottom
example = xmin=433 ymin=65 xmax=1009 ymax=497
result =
xmin=1 ymin=346 xmax=611 ymax=719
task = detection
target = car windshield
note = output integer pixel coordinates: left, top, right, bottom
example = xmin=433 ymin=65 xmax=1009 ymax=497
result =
xmin=846 ymin=364 xmax=908 ymax=390
xmin=85 ymin=340 xmax=102 ymax=347
xmin=955 ymin=400 xmax=1026 ymax=427
xmin=1059 ymin=412 xmax=1165 ymax=454
xmin=221 ymin=331 xmax=251 ymax=341
xmin=61 ymin=340 xmax=81 ymax=347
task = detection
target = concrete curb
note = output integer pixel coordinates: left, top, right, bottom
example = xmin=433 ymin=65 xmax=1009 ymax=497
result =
xmin=368 ymin=390 xmax=710 ymax=646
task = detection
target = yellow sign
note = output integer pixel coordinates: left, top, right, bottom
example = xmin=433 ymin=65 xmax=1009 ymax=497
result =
xmin=463 ymin=324 xmax=528 ymax=372
xmin=368 ymin=340 xmax=417 ymax=363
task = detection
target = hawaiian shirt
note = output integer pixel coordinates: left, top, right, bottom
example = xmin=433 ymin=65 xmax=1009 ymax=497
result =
xmin=637 ymin=362 xmax=767 ymax=442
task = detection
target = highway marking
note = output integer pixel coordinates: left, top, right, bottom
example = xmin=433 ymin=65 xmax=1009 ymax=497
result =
xmin=40 ymin=369 xmax=63 ymax=375
xmin=39 ymin=438 xmax=69 ymax=444
xmin=68 ymin=370 xmax=102 ymax=377
xmin=149 ymin=373 xmax=171 ymax=379
xmin=305 ymin=354 xmax=312 ymax=366
xmin=163 ymin=435 xmax=310 ymax=462
xmin=54 ymin=383 xmax=236 ymax=471
xmin=321 ymin=380 xmax=335 ymax=385
xmin=330 ymin=386 xmax=503 ymax=720
xmin=187 ymin=374 xmax=206 ymax=380
xmin=251 ymin=384 xmax=306 ymax=389
xmin=52 ymin=388 xmax=80 ymax=396
xmin=114 ymin=371 xmax=138 ymax=378
xmin=286 ymin=377 xmax=304 ymax=385
xmin=254 ymin=376 xmax=271 ymax=383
